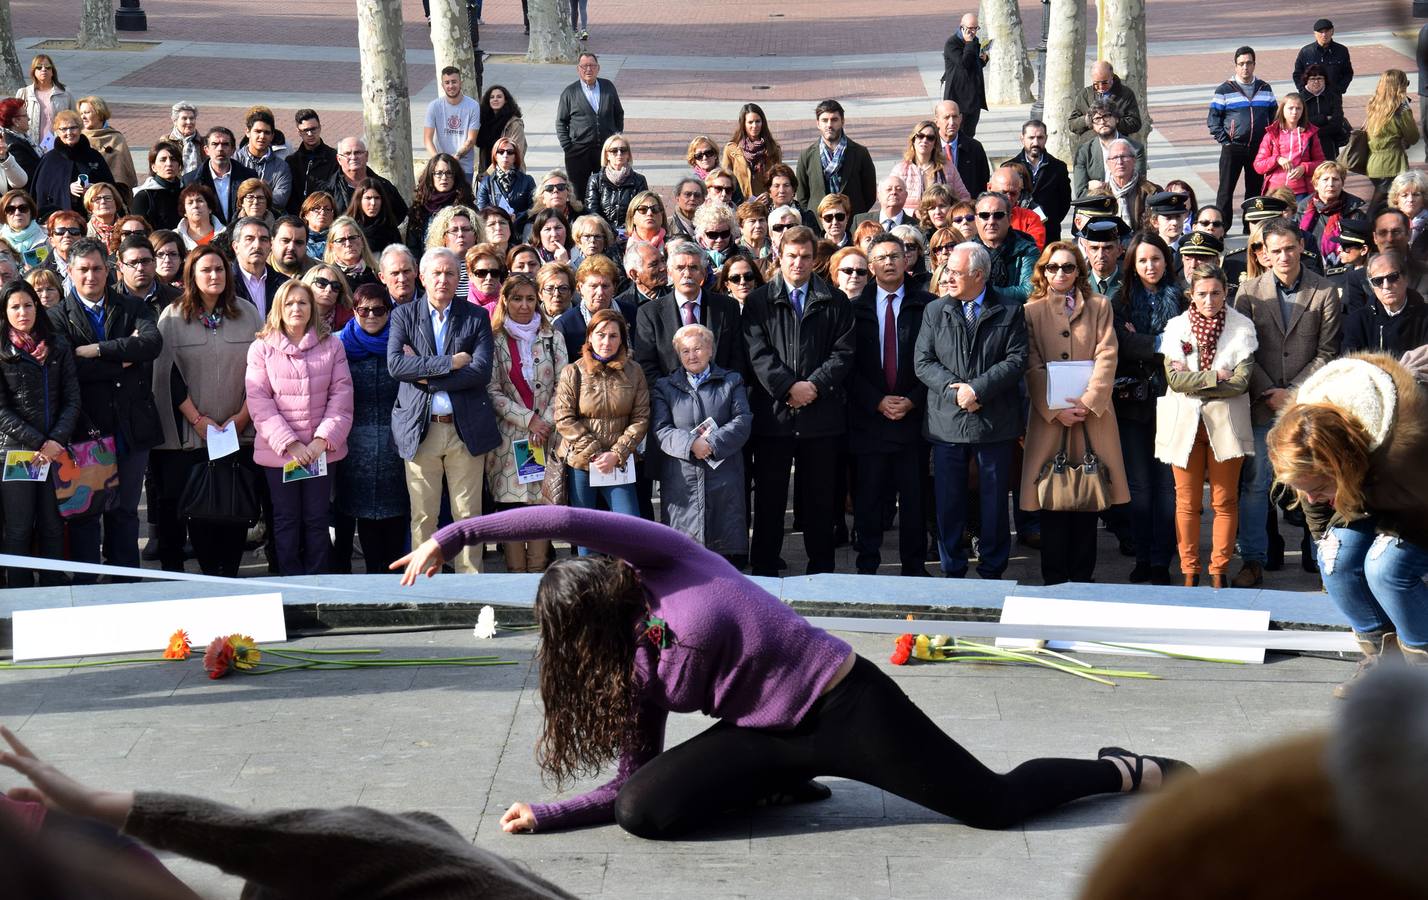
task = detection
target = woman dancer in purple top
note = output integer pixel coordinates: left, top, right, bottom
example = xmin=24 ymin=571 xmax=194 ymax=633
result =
xmin=395 ymin=507 xmax=1191 ymax=838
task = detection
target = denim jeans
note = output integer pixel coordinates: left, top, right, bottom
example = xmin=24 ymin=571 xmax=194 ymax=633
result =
xmin=1319 ymin=518 xmax=1428 ymax=648
xmin=569 ymin=466 xmax=640 ymax=555
xmin=1235 ymin=423 xmax=1273 ymax=564
xmin=1117 ymin=418 xmax=1175 ymax=567
xmin=931 ymin=440 xmax=1013 ymax=577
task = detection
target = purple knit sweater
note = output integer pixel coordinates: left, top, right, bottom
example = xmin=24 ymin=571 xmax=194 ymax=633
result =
xmin=433 ymin=507 xmax=853 ymax=831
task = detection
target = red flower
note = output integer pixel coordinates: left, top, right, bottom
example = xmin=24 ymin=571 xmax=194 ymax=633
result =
xmin=1181 ymin=340 xmax=1194 ymax=358
xmin=890 ymin=634 xmax=915 ymax=666
xmin=203 ymin=636 xmax=235 ymax=679
xmin=646 ymin=624 xmax=664 ymax=648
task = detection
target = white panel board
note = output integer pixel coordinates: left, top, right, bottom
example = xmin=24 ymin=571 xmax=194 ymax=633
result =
xmin=13 ymin=594 xmax=287 ymax=662
xmin=996 ymin=595 xmax=1272 ymax=664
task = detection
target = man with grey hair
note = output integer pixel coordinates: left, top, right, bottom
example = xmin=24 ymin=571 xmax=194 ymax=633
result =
xmin=635 ymin=240 xmax=743 ymax=391
xmin=1096 ymin=138 xmax=1160 ymax=231
xmin=1069 ymin=61 xmax=1143 ymax=144
xmin=615 ymin=239 xmax=670 ymax=311
xmin=230 ymin=216 xmax=285 ymax=317
xmin=971 ymin=191 xmax=1038 ymax=304
xmin=319 ymin=136 xmax=408 ymax=224
xmin=853 ymin=175 xmax=911 ymax=230
xmin=165 ymin=101 xmax=202 ymax=175
xmin=379 ymin=242 xmax=422 ymax=305
xmin=387 ymin=246 xmax=499 ymax=573
xmin=1072 ymin=100 xmax=1146 ymax=197
xmin=914 ymin=241 xmax=1028 ymax=579
xmin=669 ymin=176 xmax=705 ymax=240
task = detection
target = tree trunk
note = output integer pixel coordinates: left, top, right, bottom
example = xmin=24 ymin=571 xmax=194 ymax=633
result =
xmin=429 ymin=0 xmax=477 ymax=97
xmin=356 ymin=0 xmax=414 ymax=200
xmin=78 ymin=0 xmax=119 ymax=49
xmin=526 ymin=0 xmax=578 ymax=65
xmin=980 ymin=0 xmax=1033 ymax=105
xmin=0 ymin=1 xmax=26 ymax=95
xmin=1102 ymin=0 xmax=1149 ymax=140
xmin=1043 ymin=0 xmax=1086 ymax=162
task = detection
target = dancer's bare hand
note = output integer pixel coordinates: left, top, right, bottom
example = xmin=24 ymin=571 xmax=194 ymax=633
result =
xmin=392 ymin=537 xmax=445 ymax=585
xmin=500 ymin=801 xmax=536 ymax=833
xmin=0 ymin=725 xmax=133 ymax=828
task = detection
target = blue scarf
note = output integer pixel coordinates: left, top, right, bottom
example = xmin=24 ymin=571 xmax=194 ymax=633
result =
xmin=819 ymin=135 xmax=848 ymax=194
xmin=339 ymin=317 xmax=389 ymax=361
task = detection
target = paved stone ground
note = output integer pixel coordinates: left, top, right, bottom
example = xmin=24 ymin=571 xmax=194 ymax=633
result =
xmin=0 ymin=627 xmax=1349 ymax=899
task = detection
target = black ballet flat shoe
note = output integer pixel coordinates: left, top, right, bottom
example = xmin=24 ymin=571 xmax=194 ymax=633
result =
xmin=754 ymin=779 xmax=833 ymax=807
xmin=1128 ymin=562 xmax=1153 ymax=583
xmin=1097 ymin=746 xmax=1197 ymax=791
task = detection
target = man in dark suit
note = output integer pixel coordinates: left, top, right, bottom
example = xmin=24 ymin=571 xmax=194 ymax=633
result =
xmin=614 ymin=240 xmax=671 ymax=312
xmin=555 ymin=52 xmax=625 ymax=206
xmin=48 ymin=238 xmax=163 ymax=581
xmin=935 ymin=100 xmax=990 ymax=197
xmin=114 ymin=234 xmax=179 ymax=315
xmin=794 ymin=99 xmax=877 ymax=215
xmin=555 ymin=255 xmax=638 ymax=365
xmin=635 ymin=241 xmax=743 ymax=388
xmin=230 ymin=217 xmax=289 ymax=318
xmin=851 ymin=176 xmax=914 ymax=231
xmin=850 ymin=233 xmax=932 ymax=576
xmin=742 ymin=226 xmax=855 ymax=576
xmin=1232 ymin=219 xmax=1340 ymax=588
xmin=1009 ymin=120 xmax=1072 ymax=242
xmin=179 ymin=126 xmax=257 ymax=225
xmin=914 ymin=242 xmax=1028 ymax=579
xmin=387 ymin=247 xmax=500 ymax=574
xmin=941 ymin=13 xmax=989 ymax=138
xmin=633 ymin=241 xmax=743 ymax=521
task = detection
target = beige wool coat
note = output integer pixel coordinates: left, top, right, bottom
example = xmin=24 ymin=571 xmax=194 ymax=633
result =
xmin=1020 ymin=291 xmax=1131 ymax=511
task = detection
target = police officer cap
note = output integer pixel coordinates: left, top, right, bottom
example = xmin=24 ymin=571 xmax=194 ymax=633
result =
xmin=1148 ymin=191 xmax=1191 ymax=216
xmin=1179 ymin=231 xmax=1225 ymax=257
xmin=1241 ymin=195 xmax=1293 ymax=222
xmin=1070 ymin=194 xmax=1118 ymax=216
xmin=1337 ymin=217 xmax=1371 ymax=248
xmin=1076 ymin=216 xmax=1131 ymax=241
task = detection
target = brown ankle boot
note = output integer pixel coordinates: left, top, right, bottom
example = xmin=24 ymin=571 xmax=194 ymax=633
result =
xmin=1183 ymin=574 xmax=1200 ymax=587
xmin=502 ymin=541 xmax=528 ymax=574
xmin=1335 ymin=631 xmax=1389 ymax=699
xmin=1209 ymin=573 xmax=1229 ymax=589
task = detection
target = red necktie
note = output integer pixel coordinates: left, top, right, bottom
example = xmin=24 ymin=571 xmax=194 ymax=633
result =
xmin=883 ymin=294 xmax=898 ymax=393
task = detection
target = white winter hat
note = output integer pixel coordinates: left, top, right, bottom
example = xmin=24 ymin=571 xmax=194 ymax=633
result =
xmin=1295 ymin=358 xmax=1397 ymax=450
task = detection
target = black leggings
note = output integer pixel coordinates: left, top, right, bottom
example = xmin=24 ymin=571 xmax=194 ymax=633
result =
xmin=613 ymin=655 xmax=1123 ymax=839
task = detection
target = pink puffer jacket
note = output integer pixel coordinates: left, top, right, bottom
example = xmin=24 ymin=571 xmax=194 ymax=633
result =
xmin=1253 ymin=123 xmax=1325 ymax=197
xmin=245 ymin=330 xmax=354 ymax=468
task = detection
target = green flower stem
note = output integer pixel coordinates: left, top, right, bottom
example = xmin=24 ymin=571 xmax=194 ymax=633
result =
xmin=240 ymin=662 xmax=320 ymax=675
xmin=1093 ymin=642 xmax=1249 ymax=665
xmin=266 ymin=647 xmax=383 ymax=655
xmin=0 ymin=657 xmax=176 ymax=670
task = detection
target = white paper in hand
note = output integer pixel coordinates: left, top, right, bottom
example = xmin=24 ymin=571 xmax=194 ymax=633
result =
xmin=1045 ymin=361 xmax=1095 ymax=410
xmin=588 ymin=453 xmax=636 ymax=486
xmin=206 ymin=422 xmax=240 ymax=460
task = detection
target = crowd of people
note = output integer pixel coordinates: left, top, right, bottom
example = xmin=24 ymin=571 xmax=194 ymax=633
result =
xmin=0 ymin=25 xmax=1424 ymax=656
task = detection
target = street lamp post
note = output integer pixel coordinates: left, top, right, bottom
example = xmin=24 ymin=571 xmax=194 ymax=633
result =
xmin=115 ymin=0 xmax=147 ymax=32
xmin=1030 ymin=0 xmax=1051 ymax=120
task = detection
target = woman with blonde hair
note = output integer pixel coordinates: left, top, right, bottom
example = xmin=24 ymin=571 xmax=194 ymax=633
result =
xmin=1386 ymin=169 xmax=1428 ymax=254
xmin=568 ymin=213 xmax=615 ymax=269
xmin=915 ymin=183 xmax=958 ymax=237
xmin=464 ymin=242 xmax=506 ymax=316
xmin=487 ymin=274 xmax=567 ymax=571
xmin=24 ymin=266 xmax=63 ymax=308
xmin=585 ymin=135 xmax=648 ymax=233
xmin=1154 ymin=267 xmax=1257 ymax=589
xmin=1364 ymin=69 xmax=1420 ymax=198
xmin=624 ymin=189 xmax=667 ymax=251
xmin=892 ymin=120 xmax=970 ymax=207
xmin=686 ymin=136 xmax=719 ymax=182
xmin=535 ymin=260 xmax=577 ymax=318
xmin=15 ymin=54 xmax=72 ymax=150
xmin=530 ymin=169 xmax=582 ymax=223
xmin=1267 ymin=352 xmax=1428 ymax=696
xmin=816 ymin=193 xmax=852 ymax=248
xmin=246 ymin=278 xmax=353 ymax=575
xmin=81 ymin=181 xmax=125 ymax=252
xmin=323 ymin=215 xmax=379 ymax=292
xmin=721 ymin=103 xmax=782 ymax=202
xmin=828 ymin=245 xmax=869 ymax=300
xmin=77 ymin=95 xmax=137 ymax=190
xmin=302 ymin=263 xmax=354 ymax=330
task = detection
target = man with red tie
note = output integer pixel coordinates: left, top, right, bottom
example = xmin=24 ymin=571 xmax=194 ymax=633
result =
xmin=848 ymin=232 xmax=934 ymax=576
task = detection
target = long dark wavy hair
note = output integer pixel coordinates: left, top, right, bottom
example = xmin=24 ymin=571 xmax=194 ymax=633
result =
xmin=534 ymin=555 xmax=647 ymax=788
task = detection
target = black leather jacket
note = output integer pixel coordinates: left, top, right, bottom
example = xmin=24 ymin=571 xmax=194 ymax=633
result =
xmin=0 ymin=332 xmax=82 ymax=450
xmin=584 ymin=169 xmax=649 ymax=235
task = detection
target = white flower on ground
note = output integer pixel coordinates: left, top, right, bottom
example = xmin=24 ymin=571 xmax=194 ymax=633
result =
xmin=473 ymin=605 xmax=498 ymax=639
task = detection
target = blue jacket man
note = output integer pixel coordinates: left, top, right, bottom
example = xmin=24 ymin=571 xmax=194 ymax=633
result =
xmin=387 ymin=247 xmax=498 ymax=572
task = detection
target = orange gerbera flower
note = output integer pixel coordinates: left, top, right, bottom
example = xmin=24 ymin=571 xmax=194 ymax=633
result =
xmin=163 ymin=629 xmax=191 ymax=660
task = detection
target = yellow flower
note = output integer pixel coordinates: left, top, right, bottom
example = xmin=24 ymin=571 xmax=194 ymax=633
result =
xmin=226 ymin=634 xmax=261 ymax=670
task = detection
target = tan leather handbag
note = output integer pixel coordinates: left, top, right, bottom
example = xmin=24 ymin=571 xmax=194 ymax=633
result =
xmin=1035 ymin=423 xmax=1113 ymax=512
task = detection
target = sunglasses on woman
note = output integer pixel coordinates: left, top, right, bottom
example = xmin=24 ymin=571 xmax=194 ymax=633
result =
xmin=311 ymin=277 xmax=341 ymax=291
xmin=822 ymin=212 xmax=846 ymax=223
xmin=354 ymin=306 xmax=390 ymax=317
xmin=838 ymin=267 xmax=869 ymax=277
xmin=1043 ymin=262 xmax=1079 ymax=275
xmin=725 ymin=272 xmax=758 ymax=284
